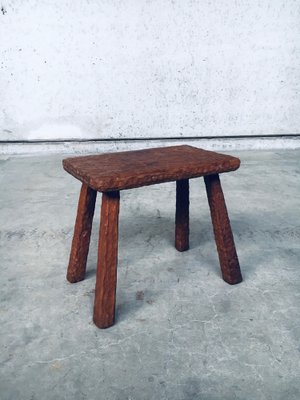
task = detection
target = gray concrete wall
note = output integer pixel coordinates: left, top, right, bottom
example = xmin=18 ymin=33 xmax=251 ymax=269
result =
xmin=1 ymin=0 xmax=300 ymax=144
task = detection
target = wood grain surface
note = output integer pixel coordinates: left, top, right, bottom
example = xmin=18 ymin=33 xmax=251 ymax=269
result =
xmin=204 ymin=174 xmax=242 ymax=284
xmin=66 ymin=183 xmax=97 ymax=283
xmin=93 ymin=191 xmax=120 ymax=328
xmin=63 ymin=145 xmax=240 ymax=192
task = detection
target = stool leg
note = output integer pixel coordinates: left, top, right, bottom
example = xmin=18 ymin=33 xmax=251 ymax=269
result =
xmin=175 ymin=179 xmax=189 ymax=251
xmin=67 ymin=183 xmax=97 ymax=283
xmin=204 ymin=174 xmax=242 ymax=285
xmin=93 ymin=191 xmax=120 ymax=328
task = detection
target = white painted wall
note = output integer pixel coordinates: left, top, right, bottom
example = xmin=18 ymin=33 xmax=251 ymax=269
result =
xmin=1 ymin=0 xmax=300 ymax=142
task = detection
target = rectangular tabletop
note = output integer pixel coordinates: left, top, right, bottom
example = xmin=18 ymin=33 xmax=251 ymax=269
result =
xmin=63 ymin=145 xmax=240 ymax=192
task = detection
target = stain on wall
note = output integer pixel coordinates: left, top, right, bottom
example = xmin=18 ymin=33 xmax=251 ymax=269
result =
xmin=0 ymin=0 xmax=300 ymax=141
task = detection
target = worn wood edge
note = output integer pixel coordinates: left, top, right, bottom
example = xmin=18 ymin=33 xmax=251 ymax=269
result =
xmin=62 ymin=158 xmax=240 ymax=192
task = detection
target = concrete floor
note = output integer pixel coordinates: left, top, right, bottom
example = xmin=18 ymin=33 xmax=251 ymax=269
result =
xmin=1 ymin=150 xmax=300 ymax=400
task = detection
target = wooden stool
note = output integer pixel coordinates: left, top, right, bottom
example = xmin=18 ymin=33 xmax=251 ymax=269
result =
xmin=63 ymin=145 xmax=242 ymax=328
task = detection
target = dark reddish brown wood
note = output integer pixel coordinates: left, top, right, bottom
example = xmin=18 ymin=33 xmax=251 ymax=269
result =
xmin=63 ymin=145 xmax=240 ymax=192
xmin=175 ymin=179 xmax=189 ymax=251
xmin=63 ymin=146 xmax=242 ymax=328
xmin=204 ymin=174 xmax=242 ymax=285
xmin=67 ymin=183 xmax=97 ymax=283
xmin=93 ymin=191 xmax=120 ymax=329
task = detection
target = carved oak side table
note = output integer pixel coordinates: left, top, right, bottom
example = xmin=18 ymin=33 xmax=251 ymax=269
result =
xmin=63 ymin=145 xmax=242 ymax=329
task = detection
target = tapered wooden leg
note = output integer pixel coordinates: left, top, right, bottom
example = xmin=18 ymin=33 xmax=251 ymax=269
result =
xmin=175 ymin=179 xmax=189 ymax=251
xmin=204 ymin=174 xmax=242 ymax=285
xmin=67 ymin=183 xmax=97 ymax=283
xmin=93 ymin=191 xmax=120 ymax=328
